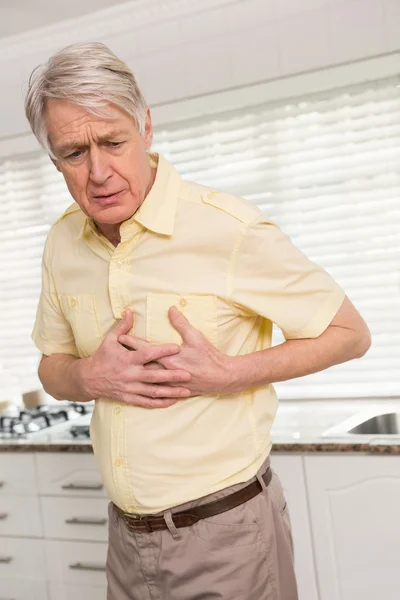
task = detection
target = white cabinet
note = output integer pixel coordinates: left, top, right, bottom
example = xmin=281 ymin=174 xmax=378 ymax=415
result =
xmin=45 ymin=540 xmax=108 ymax=587
xmin=0 ymin=538 xmax=46 ymax=581
xmin=0 ymin=453 xmax=46 ymax=599
xmin=0 ymin=454 xmax=37 ymax=495
xmin=271 ymin=455 xmax=319 ymax=600
xmin=48 ymin=582 xmax=107 ymax=600
xmin=305 ymin=455 xmax=400 ymax=600
xmin=0 ymin=579 xmax=48 ymax=600
xmin=0 ymin=494 xmax=42 ymax=537
xmin=36 ymin=453 xmax=106 ymax=497
xmin=41 ymin=496 xmax=109 ymax=542
xmin=36 ymin=454 xmax=108 ymax=599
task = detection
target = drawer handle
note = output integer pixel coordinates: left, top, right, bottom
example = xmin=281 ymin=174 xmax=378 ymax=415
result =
xmin=0 ymin=557 xmax=12 ymax=564
xmin=0 ymin=513 xmax=8 ymax=521
xmin=61 ymin=482 xmax=104 ymax=491
xmin=69 ymin=562 xmax=106 ymax=572
xmin=65 ymin=517 xmax=107 ymax=526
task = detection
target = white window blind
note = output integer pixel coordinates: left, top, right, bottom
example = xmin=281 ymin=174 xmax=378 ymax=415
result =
xmin=0 ymin=76 xmax=399 ymax=399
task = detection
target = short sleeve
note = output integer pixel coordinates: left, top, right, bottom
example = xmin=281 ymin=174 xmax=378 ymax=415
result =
xmin=32 ymin=231 xmax=79 ymax=357
xmin=231 ymin=217 xmax=345 ymax=339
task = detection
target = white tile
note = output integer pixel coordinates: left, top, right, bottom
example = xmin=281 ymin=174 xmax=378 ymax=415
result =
xmin=179 ymin=7 xmax=231 ymax=44
xmin=383 ymin=0 xmax=400 ymax=51
xmin=278 ymin=9 xmax=331 ymax=75
xmin=134 ymin=46 xmax=188 ymax=105
xmin=230 ymin=24 xmax=281 ymax=86
xmin=276 ymin=0 xmax=326 ymax=19
xmin=183 ymin=35 xmax=233 ymax=97
xmin=328 ymin=0 xmax=387 ymax=63
xmin=229 ymin=0 xmax=277 ymax=31
xmin=136 ymin=19 xmax=181 ymax=56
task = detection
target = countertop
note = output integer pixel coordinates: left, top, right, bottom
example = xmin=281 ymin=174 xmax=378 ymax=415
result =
xmin=1 ymin=399 xmax=400 ymax=454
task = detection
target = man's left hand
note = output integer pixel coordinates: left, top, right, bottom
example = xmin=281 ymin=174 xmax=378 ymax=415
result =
xmin=118 ymin=306 xmax=236 ymax=396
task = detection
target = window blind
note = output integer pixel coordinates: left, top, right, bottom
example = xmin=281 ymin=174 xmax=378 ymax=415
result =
xmin=0 ymin=76 xmax=399 ymax=399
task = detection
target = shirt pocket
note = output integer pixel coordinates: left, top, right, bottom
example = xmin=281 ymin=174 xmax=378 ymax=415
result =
xmin=58 ymin=294 xmax=103 ymax=358
xmin=147 ymin=293 xmax=218 ymax=347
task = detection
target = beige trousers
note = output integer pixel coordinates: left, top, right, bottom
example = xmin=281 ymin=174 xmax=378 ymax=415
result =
xmin=106 ymin=460 xmax=298 ymax=600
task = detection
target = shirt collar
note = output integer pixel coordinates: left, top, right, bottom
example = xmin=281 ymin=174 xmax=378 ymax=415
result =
xmin=77 ymin=153 xmax=181 ymax=241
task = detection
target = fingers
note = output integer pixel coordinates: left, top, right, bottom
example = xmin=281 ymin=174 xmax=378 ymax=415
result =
xmin=140 ymin=368 xmax=191 ymax=384
xmin=122 ymin=396 xmax=179 ymax=409
xmin=134 ymin=383 xmax=191 ymax=399
xmin=118 ymin=334 xmax=148 ymax=351
xmin=118 ymin=335 xmax=182 ymax=364
xmin=108 ymin=310 xmax=134 ymax=341
xmin=168 ymin=306 xmax=200 ymax=345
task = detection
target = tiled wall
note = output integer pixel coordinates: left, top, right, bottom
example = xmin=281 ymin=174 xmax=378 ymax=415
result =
xmin=0 ymin=0 xmax=399 ymax=140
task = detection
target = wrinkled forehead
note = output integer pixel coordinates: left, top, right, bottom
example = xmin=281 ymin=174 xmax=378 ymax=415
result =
xmin=45 ymin=98 xmax=133 ymax=153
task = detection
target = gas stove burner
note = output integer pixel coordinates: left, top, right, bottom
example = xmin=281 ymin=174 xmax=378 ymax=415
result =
xmin=70 ymin=424 xmax=91 ymax=439
xmin=0 ymin=402 xmax=90 ymax=438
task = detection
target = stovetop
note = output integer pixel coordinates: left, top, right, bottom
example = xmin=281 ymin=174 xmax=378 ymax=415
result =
xmin=0 ymin=403 xmax=92 ymax=440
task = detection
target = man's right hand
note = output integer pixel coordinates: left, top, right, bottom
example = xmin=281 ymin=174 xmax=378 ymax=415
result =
xmin=78 ymin=310 xmax=191 ymax=408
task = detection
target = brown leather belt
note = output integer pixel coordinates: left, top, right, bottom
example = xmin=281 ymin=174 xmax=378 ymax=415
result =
xmin=115 ymin=467 xmax=272 ymax=533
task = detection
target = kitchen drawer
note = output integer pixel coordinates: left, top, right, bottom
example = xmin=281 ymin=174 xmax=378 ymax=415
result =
xmin=0 ymin=579 xmax=48 ymax=600
xmin=41 ymin=496 xmax=109 ymax=542
xmin=0 ymin=538 xmax=45 ymax=581
xmin=36 ymin=453 xmax=106 ymax=497
xmin=48 ymin=582 xmax=106 ymax=600
xmin=0 ymin=495 xmax=42 ymax=537
xmin=45 ymin=540 xmax=108 ymax=586
xmin=0 ymin=454 xmax=37 ymax=495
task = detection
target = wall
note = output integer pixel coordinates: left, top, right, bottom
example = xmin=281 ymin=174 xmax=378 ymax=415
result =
xmin=0 ymin=0 xmax=399 ymax=150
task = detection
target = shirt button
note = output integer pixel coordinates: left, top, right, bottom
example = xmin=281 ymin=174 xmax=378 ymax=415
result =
xmin=116 ymin=261 xmax=122 ymax=269
xmin=114 ymin=406 xmax=122 ymax=415
xmin=179 ymin=298 xmax=187 ymax=308
xmin=69 ymin=297 xmax=78 ymax=309
xmin=114 ymin=458 xmax=122 ymax=467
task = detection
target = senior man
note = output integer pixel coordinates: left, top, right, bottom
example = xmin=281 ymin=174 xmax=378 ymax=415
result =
xmin=26 ymin=42 xmax=371 ymax=600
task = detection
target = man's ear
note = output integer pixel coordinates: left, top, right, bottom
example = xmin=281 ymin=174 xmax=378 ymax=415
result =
xmin=143 ymin=107 xmax=153 ymax=150
xmin=50 ymin=157 xmax=61 ymax=172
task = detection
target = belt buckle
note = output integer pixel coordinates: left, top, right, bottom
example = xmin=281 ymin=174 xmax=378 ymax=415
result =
xmin=125 ymin=513 xmax=154 ymax=533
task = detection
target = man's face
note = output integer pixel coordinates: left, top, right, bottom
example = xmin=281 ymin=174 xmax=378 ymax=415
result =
xmin=46 ymin=98 xmax=154 ymax=229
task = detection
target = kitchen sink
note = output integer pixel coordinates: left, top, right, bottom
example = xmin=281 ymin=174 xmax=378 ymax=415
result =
xmin=347 ymin=413 xmax=400 ymax=435
xmin=321 ymin=407 xmax=400 ymax=439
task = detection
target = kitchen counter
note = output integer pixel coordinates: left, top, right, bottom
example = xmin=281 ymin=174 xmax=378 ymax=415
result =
xmin=1 ymin=399 xmax=400 ymax=454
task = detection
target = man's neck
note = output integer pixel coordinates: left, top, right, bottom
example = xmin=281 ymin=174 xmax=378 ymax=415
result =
xmin=95 ymin=165 xmax=157 ymax=246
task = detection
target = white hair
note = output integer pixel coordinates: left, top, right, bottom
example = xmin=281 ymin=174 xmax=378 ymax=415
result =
xmin=25 ymin=42 xmax=148 ymax=157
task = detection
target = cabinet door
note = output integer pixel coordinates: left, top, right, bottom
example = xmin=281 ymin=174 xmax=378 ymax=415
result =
xmin=48 ymin=582 xmax=106 ymax=600
xmin=45 ymin=540 xmax=108 ymax=587
xmin=0 ymin=538 xmax=46 ymax=581
xmin=271 ymin=455 xmax=319 ymax=600
xmin=36 ymin=453 xmax=106 ymax=497
xmin=0 ymin=579 xmax=48 ymax=600
xmin=0 ymin=494 xmax=42 ymax=537
xmin=0 ymin=454 xmax=37 ymax=495
xmin=41 ymin=496 xmax=109 ymax=542
xmin=305 ymin=455 xmax=400 ymax=600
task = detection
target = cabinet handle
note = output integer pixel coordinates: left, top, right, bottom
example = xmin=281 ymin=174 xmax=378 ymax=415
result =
xmin=0 ymin=557 xmax=12 ymax=564
xmin=65 ymin=517 xmax=107 ymax=526
xmin=61 ymin=482 xmax=104 ymax=491
xmin=0 ymin=513 xmax=8 ymax=520
xmin=69 ymin=562 xmax=106 ymax=572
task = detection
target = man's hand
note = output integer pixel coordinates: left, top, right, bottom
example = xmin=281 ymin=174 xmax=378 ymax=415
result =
xmin=79 ymin=310 xmax=192 ymax=408
xmin=118 ymin=306 xmax=235 ymax=396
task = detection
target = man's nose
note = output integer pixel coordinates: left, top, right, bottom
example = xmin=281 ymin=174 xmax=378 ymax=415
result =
xmin=88 ymin=147 xmax=112 ymax=185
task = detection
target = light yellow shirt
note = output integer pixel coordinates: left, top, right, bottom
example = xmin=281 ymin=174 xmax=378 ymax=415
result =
xmin=33 ymin=153 xmax=345 ymax=514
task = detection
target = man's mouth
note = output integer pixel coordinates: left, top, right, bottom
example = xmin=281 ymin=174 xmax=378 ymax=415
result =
xmin=93 ymin=190 xmax=126 ymax=203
